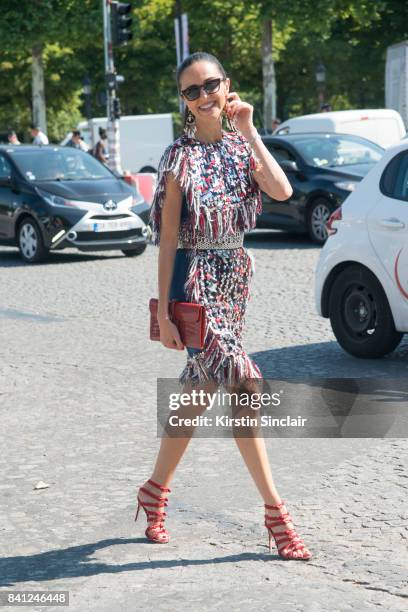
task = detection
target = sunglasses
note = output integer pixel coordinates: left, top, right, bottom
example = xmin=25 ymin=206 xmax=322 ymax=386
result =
xmin=181 ymin=77 xmax=226 ymax=101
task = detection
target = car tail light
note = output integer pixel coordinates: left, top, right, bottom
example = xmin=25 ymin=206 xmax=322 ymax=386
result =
xmin=326 ymin=207 xmax=342 ymax=236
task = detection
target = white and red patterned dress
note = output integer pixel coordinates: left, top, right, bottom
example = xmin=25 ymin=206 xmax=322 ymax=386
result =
xmin=150 ymin=130 xmax=263 ymax=386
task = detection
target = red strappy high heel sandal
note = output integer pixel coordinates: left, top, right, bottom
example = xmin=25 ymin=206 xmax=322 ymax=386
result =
xmin=135 ymin=479 xmax=171 ymax=544
xmin=264 ymin=500 xmax=312 ymax=560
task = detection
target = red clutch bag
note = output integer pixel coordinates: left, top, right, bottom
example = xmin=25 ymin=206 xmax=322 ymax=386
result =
xmin=149 ymin=298 xmax=206 ymax=349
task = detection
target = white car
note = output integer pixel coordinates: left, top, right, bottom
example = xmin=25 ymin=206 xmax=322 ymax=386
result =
xmin=315 ymin=140 xmax=408 ymax=357
xmin=276 ymin=109 xmax=406 ymax=148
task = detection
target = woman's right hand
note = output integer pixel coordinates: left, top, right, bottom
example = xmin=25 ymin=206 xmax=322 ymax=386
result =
xmin=158 ymin=316 xmax=185 ymax=350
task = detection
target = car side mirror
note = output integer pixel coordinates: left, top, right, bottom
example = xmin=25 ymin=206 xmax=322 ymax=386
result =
xmin=279 ymin=160 xmax=299 ymax=173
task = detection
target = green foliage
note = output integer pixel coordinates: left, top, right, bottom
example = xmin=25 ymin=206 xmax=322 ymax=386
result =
xmin=0 ymin=1 xmax=101 ymax=50
xmin=275 ymin=0 xmax=407 ymax=119
xmin=46 ymin=92 xmax=84 ymax=142
xmin=0 ymin=0 xmax=407 ymax=139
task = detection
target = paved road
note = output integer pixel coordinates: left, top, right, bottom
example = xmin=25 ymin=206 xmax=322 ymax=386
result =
xmin=0 ymin=231 xmax=407 ymax=611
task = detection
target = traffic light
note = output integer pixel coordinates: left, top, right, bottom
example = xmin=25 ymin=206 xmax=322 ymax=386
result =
xmin=111 ymin=2 xmax=133 ymax=47
xmin=106 ymin=72 xmax=125 ymax=90
xmin=113 ymin=97 xmax=121 ymax=119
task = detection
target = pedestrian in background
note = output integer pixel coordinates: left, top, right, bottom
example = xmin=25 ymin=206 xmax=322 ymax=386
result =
xmin=31 ymin=125 xmax=49 ymax=145
xmin=66 ymin=129 xmax=89 ymax=152
xmin=7 ymin=131 xmax=20 ymax=145
xmin=93 ymin=127 xmax=108 ymax=164
xmin=271 ymin=117 xmax=281 ymax=132
xmin=320 ymin=103 xmax=332 ymax=112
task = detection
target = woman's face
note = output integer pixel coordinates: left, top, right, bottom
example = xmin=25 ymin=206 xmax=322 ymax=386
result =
xmin=179 ymin=61 xmax=230 ymax=123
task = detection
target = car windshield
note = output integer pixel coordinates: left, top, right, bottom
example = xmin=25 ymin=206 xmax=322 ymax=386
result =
xmin=292 ymin=135 xmax=383 ymax=168
xmin=9 ymin=147 xmax=113 ymax=181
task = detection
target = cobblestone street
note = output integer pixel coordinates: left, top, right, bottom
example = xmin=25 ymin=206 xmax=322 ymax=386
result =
xmin=1 ymin=231 xmax=407 ymax=611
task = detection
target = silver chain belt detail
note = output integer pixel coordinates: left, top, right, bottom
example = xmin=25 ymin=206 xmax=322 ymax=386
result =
xmin=178 ymin=229 xmax=244 ymax=250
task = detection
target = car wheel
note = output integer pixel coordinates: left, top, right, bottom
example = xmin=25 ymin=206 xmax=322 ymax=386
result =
xmin=122 ymin=243 xmax=147 ymax=257
xmin=18 ymin=218 xmax=49 ymax=263
xmin=307 ymin=198 xmax=333 ymax=244
xmin=329 ymin=265 xmax=403 ymax=358
xmin=139 ymin=166 xmax=156 ymax=173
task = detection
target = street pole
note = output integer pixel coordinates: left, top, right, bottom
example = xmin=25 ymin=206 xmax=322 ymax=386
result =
xmin=315 ymin=61 xmax=327 ymax=113
xmin=174 ymin=2 xmax=189 ymax=117
xmin=31 ymin=43 xmax=47 ymax=135
xmin=102 ymin=0 xmax=123 ymax=174
xmin=83 ymin=75 xmax=93 ymax=147
xmin=318 ymin=86 xmax=325 ymax=112
xmin=262 ymin=19 xmax=276 ymax=133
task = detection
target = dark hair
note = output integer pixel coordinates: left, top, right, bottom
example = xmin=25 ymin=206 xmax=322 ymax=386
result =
xmin=99 ymin=128 xmax=107 ymax=139
xmin=8 ymin=130 xmax=17 ymax=138
xmin=30 ymin=124 xmax=40 ymax=131
xmin=72 ymin=130 xmax=81 ymax=137
xmin=176 ymin=52 xmax=227 ymax=130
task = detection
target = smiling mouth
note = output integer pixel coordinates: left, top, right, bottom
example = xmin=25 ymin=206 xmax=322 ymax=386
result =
xmin=198 ymin=101 xmax=216 ymax=111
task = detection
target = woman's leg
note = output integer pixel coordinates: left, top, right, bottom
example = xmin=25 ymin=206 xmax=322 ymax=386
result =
xmin=226 ymin=382 xmax=311 ymax=559
xmin=140 ymin=379 xmax=218 ymax=493
xmin=234 ymin=436 xmax=280 ymax=501
xmin=136 ymin=378 xmax=217 ymax=543
xmin=136 ymin=380 xmax=213 ymax=544
xmin=228 ymin=385 xmax=281 ymax=505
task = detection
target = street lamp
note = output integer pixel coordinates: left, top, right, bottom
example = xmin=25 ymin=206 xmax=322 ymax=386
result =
xmin=315 ymin=62 xmax=326 ymax=85
xmin=315 ymin=61 xmax=326 ymax=111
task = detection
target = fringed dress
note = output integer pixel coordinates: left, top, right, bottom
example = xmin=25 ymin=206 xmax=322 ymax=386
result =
xmin=150 ymin=130 xmax=263 ymax=386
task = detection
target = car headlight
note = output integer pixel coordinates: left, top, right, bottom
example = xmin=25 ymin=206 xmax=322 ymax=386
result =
xmin=36 ymin=188 xmax=80 ymax=208
xmin=334 ymin=181 xmax=359 ymax=192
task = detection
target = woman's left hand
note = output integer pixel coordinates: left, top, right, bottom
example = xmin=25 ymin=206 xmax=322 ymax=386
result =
xmin=225 ymin=92 xmax=255 ymax=138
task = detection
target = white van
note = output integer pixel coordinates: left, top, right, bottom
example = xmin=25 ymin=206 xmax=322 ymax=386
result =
xmin=275 ymin=109 xmax=406 ymax=148
xmin=61 ymin=114 xmax=174 ymax=173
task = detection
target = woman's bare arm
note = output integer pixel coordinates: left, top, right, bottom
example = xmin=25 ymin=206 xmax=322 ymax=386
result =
xmin=157 ymin=172 xmax=184 ymax=350
xmin=225 ymin=94 xmax=293 ymax=202
xmin=246 ymin=133 xmax=293 ymax=201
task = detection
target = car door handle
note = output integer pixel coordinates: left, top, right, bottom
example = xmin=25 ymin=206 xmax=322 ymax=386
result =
xmin=380 ymin=218 xmax=406 ymax=229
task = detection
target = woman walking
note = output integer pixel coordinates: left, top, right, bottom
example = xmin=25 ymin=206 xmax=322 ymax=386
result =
xmin=137 ymin=52 xmax=312 ymax=560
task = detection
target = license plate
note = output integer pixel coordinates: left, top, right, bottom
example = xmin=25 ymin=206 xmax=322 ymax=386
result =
xmin=91 ymin=220 xmax=132 ymax=232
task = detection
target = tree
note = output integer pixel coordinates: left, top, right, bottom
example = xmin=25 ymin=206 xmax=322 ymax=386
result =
xmin=0 ymin=0 xmax=407 ymax=142
xmin=275 ymin=0 xmax=405 ymax=119
xmin=255 ymin=0 xmax=385 ymax=130
xmin=0 ymin=1 xmax=100 ymax=139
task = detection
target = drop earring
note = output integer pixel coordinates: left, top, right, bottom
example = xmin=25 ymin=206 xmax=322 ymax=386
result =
xmin=184 ymin=109 xmax=197 ymax=139
xmin=223 ymin=104 xmax=237 ymax=133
